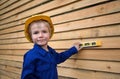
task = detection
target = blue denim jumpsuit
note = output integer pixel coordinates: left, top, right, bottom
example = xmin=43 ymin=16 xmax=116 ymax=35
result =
xmin=21 ymin=44 xmax=78 ymax=79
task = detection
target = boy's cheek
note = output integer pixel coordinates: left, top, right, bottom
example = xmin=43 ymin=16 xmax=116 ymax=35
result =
xmin=31 ymin=35 xmax=35 ymax=42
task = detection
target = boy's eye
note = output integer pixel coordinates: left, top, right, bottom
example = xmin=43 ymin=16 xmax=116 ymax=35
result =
xmin=33 ymin=31 xmax=39 ymax=34
xmin=42 ymin=30 xmax=47 ymax=33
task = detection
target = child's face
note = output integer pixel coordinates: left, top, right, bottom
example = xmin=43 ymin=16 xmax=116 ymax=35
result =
xmin=30 ymin=22 xmax=50 ymax=46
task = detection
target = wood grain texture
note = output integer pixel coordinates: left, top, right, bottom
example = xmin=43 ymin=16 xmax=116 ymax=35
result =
xmin=0 ymin=0 xmax=120 ymax=79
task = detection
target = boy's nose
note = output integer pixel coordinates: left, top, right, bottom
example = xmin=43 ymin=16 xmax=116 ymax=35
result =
xmin=38 ymin=32 xmax=43 ymax=37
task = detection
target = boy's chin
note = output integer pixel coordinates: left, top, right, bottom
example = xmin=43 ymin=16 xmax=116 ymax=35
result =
xmin=36 ymin=42 xmax=47 ymax=46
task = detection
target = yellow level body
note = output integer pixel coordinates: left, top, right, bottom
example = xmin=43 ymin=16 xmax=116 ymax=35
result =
xmin=80 ymin=40 xmax=102 ymax=48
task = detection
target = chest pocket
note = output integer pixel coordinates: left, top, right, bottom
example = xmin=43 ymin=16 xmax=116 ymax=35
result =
xmin=36 ymin=60 xmax=51 ymax=72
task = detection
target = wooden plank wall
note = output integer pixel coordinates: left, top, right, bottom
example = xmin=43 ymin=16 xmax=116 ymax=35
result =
xmin=0 ymin=0 xmax=120 ymax=79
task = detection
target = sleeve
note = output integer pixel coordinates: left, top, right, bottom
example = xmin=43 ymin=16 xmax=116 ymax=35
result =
xmin=54 ymin=46 xmax=78 ymax=64
xmin=21 ymin=53 xmax=37 ymax=79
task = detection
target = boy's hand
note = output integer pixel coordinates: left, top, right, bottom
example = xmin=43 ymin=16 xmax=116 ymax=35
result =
xmin=73 ymin=42 xmax=83 ymax=51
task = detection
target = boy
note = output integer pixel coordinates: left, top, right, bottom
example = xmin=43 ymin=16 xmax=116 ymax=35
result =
xmin=21 ymin=15 xmax=82 ymax=79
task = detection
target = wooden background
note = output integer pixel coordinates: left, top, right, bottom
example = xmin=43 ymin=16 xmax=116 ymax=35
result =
xmin=0 ymin=0 xmax=120 ymax=79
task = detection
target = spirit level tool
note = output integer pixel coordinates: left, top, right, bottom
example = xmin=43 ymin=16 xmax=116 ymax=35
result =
xmin=80 ymin=40 xmax=102 ymax=48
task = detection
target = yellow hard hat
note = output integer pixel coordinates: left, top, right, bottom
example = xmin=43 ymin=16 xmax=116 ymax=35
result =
xmin=24 ymin=15 xmax=54 ymax=42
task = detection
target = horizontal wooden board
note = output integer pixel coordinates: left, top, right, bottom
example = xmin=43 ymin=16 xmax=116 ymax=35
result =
xmin=0 ymin=37 xmax=28 ymax=44
xmin=0 ymin=32 xmax=24 ymax=39
xmin=0 ymin=24 xmax=120 ymax=43
xmin=0 ymin=49 xmax=120 ymax=61
xmin=0 ymin=0 xmax=49 ymax=20
xmin=0 ymin=59 xmax=22 ymax=68
xmin=0 ymin=25 xmax=23 ymax=34
xmin=57 ymin=49 xmax=120 ymax=61
xmin=49 ymin=37 xmax=120 ymax=49
xmin=0 ymin=0 xmax=8 ymax=6
xmin=1 ymin=56 xmax=120 ymax=74
xmin=0 ymin=49 xmax=27 ymax=56
xmin=0 ymin=0 xmax=109 ymax=25
xmin=0 ymin=43 xmax=33 ymax=50
xmin=0 ymin=0 xmax=78 ymax=25
xmin=45 ymin=0 xmax=120 ymax=18
xmin=0 ymin=0 xmax=77 ymax=21
xmin=0 ymin=11 xmax=120 ymax=32
xmin=0 ymin=0 xmax=31 ymax=15
xmin=0 ymin=65 xmax=21 ymax=74
xmin=0 ymin=70 xmax=20 ymax=79
xmin=52 ymin=1 xmax=120 ymax=24
xmin=58 ymin=59 xmax=120 ymax=73
xmin=52 ymin=24 xmax=120 ymax=40
xmin=0 ymin=55 xmax=23 ymax=62
xmin=0 ymin=0 xmax=18 ymax=10
xmin=0 ymin=61 xmax=120 ymax=79
xmin=0 ymin=14 xmax=120 ymax=40
xmin=0 ymin=37 xmax=120 ymax=49
xmin=58 ymin=67 xmax=120 ymax=79
xmin=54 ymin=21 xmax=120 ymax=33
xmin=53 ymin=12 xmax=120 ymax=29
xmin=0 ymin=0 xmax=43 ymax=15
xmin=58 ymin=76 xmax=76 ymax=79
xmin=0 ymin=75 xmax=12 ymax=79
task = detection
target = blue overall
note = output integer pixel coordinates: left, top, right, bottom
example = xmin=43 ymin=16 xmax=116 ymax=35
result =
xmin=21 ymin=44 xmax=78 ymax=79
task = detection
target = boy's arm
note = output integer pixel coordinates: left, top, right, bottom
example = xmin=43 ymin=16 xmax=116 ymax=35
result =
xmin=54 ymin=42 xmax=82 ymax=64
xmin=54 ymin=46 xmax=78 ymax=64
xmin=21 ymin=53 xmax=37 ymax=79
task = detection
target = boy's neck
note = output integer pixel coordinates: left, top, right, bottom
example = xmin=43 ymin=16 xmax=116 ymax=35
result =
xmin=41 ymin=45 xmax=49 ymax=52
